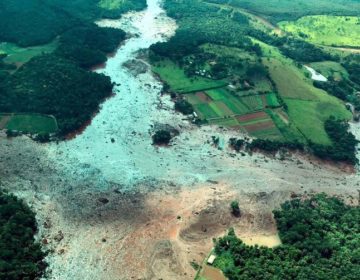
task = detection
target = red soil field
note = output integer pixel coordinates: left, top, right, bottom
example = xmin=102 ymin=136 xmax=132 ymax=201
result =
xmin=243 ymin=120 xmax=275 ymax=132
xmin=196 ymin=92 xmax=211 ymax=102
xmin=237 ymin=111 xmax=268 ymax=123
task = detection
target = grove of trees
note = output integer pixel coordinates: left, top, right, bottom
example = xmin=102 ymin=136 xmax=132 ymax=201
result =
xmin=214 ymin=194 xmax=360 ymax=280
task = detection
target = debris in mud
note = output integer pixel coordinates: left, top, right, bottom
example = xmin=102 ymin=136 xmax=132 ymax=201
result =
xmin=123 ymin=59 xmax=149 ymax=76
xmin=54 ymin=231 xmax=64 ymax=242
xmin=98 ymin=197 xmax=110 ymax=204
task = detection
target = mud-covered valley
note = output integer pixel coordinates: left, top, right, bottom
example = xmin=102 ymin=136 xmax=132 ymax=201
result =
xmin=1 ymin=1 xmax=360 ymax=279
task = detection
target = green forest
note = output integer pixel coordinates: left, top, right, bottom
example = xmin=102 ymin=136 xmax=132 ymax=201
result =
xmin=212 ymin=194 xmax=360 ymax=280
xmin=0 ymin=0 xmax=139 ymax=137
xmin=0 ymin=191 xmax=46 ymax=280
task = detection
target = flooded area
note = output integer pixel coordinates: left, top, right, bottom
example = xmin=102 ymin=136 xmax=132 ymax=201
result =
xmin=1 ymin=1 xmax=359 ymax=279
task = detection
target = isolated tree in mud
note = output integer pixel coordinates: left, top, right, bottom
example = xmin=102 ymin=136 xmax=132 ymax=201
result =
xmin=230 ymin=201 xmax=241 ymax=217
xmin=153 ymin=130 xmax=172 ymax=145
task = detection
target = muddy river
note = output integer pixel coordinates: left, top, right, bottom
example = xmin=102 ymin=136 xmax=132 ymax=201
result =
xmin=1 ymin=1 xmax=359 ymax=279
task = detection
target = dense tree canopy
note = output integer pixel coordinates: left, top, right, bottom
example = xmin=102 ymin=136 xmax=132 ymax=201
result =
xmin=0 ymin=55 xmax=114 ymax=135
xmin=0 ymin=191 xmax=46 ymax=280
xmin=214 ymin=194 xmax=360 ymax=280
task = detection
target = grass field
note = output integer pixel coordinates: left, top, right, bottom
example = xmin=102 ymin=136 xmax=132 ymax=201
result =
xmin=0 ymin=113 xmax=58 ymax=134
xmin=152 ymin=60 xmax=227 ymax=93
xmin=0 ymin=41 xmax=57 ymax=65
xmin=251 ymin=39 xmax=352 ymax=144
xmin=264 ymin=58 xmax=323 ymax=100
xmin=285 ymin=99 xmax=351 ymax=145
xmin=279 ymin=16 xmax=360 ymax=47
xmin=265 ymin=92 xmax=281 ymax=107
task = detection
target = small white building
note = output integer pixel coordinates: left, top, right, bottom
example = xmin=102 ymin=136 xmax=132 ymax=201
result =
xmin=207 ymin=254 xmax=216 ymax=265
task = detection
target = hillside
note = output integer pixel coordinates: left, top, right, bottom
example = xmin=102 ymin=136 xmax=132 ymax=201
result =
xmin=149 ymin=0 xmax=359 ymax=163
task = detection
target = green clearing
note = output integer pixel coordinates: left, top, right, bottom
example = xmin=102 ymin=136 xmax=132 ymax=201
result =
xmin=285 ymin=99 xmax=351 ymax=145
xmin=152 ymin=60 xmax=227 ymax=93
xmin=279 ymin=16 xmax=360 ymax=47
xmin=263 ymin=58 xmax=321 ymax=100
xmin=200 ymin=43 xmax=256 ymax=62
xmin=0 ymin=41 xmax=57 ymax=65
xmin=308 ymin=61 xmax=348 ymax=80
xmin=2 ymin=113 xmax=58 ymax=134
xmin=99 ymin=0 xmax=125 ymax=10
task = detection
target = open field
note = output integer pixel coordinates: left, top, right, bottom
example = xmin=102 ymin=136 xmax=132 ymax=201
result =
xmin=0 ymin=113 xmax=58 ymax=134
xmin=279 ymin=16 xmax=360 ymax=47
xmin=0 ymin=41 xmax=57 ymax=66
xmin=152 ymin=60 xmax=227 ymax=93
xmin=285 ymin=99 xmax=351 ymax=145
xmin=264 ymin=58 xmax=322 ymax=100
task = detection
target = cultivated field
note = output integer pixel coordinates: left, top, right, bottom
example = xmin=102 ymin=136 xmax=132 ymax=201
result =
xmin=0 ymin=41 xmax=57 ymax=66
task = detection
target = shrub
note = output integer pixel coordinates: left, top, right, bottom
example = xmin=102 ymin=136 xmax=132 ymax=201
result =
xmin=230 ymin=201 xmax=241 ymax=217
xmin=152 ymin=130 xmax=172 ymax=145
xmin=174 ymin=99 xmax=193 ymax=115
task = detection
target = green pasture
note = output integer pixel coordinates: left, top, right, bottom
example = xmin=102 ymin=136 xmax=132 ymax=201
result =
xmin=279 ymin=16 xmax=360 ymax=47
xmin=1 ymin=113 xmax=58 ymax=134
xmin=264 ymin=58 xmax=334 ymax=101
xmin=0 ymin=41 xmax=57 ymax=65
xmin=284 ymin=99 xmax=351 ymax=145
xmin=152 ymin=60 xmax=226 ymax=93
